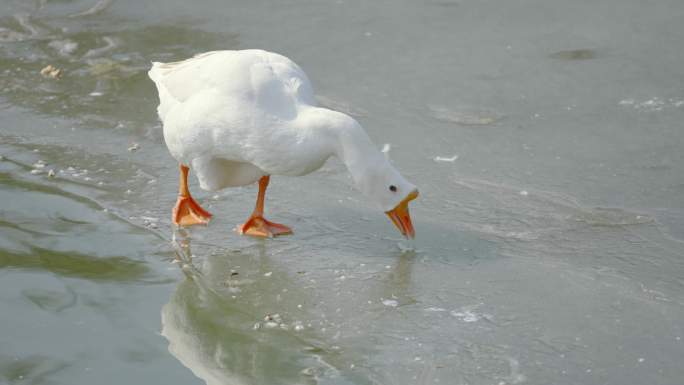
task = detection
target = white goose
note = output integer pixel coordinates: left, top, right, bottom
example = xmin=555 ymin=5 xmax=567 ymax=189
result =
xmin=149 ymin=49 xmax=418 ymax=238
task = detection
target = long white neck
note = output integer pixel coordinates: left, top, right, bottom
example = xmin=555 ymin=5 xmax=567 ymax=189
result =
xmin=300 ymin=107 xmax=386 ymax=185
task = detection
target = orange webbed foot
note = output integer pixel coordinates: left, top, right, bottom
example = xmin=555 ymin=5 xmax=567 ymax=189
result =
xmin=173 ymin=195 xmax=212 ymax=226
xmin=237 ymin=216 xmax=293 ymax=238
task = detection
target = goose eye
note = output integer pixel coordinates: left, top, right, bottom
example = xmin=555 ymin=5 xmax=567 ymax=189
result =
xmin=389 ymin=185 xmax=397 ymax=192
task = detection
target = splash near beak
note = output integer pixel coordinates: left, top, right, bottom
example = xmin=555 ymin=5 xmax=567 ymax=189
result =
xmin=386 ymin=189 xmax=419 ymax=239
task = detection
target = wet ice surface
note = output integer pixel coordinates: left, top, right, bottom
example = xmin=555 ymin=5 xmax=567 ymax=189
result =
xmin=2 ymin=0 xmax=684 ymax=384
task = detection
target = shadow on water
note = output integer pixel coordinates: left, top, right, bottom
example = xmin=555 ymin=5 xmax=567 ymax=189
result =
xmin=549 ymin=49 xmax=597 ymax=60
xmin=0 ymin=170 xmax=106 ymax=212
xmin=0 ymin=354 xmax=71 ymax=385
xmin=21 ymin=285 xmax=78 ymax=313
xmin=0 ymin=246 xmax=149 ymax=283
xmin=0 ymin=163 xmax=170 ymax=284
xmin=161 ymin=228 xmax=442 ymax=385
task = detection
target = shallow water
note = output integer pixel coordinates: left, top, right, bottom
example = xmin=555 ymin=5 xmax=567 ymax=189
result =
xmin=2 ymin=0 xmax=684 ymax=384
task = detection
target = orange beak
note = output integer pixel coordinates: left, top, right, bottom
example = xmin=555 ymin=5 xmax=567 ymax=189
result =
xmin=386 ymin=189 xmax=419 ymax=239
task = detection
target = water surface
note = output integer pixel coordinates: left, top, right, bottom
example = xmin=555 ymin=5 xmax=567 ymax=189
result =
xmin=1 ymin=0 xmax=684 ymax=384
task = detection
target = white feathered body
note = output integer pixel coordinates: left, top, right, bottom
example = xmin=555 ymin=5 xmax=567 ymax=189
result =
xmin=148 ymin=50 xmax=333 ymax=191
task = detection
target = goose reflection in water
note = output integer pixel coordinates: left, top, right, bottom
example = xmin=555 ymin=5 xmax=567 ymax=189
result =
xmin=161 ymin=229 xmax=416 ymax=385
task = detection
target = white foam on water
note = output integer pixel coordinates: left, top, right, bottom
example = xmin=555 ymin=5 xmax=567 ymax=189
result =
xmin=382 ymin=299 xmax=398 ymax=307
xmin=619 ymin=96 xmax=683 ymax=112
xmin=424 ymin=307 xmax=446 ymax=312
xmin=433 ymin=155 xmax=459 ymax=162
xmin=450 ymin=309 xmax=480 ymax=322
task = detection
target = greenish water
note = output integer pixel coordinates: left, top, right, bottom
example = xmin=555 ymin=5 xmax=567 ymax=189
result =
xmin=2 ymin=0 xmax=684 ymax=384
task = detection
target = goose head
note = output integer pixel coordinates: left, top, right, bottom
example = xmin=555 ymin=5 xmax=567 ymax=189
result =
xmin=355 ymin=155 xmax=419 ymax=238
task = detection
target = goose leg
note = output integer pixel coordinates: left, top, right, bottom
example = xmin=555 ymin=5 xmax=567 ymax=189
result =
xmin=238 ymin=175 xmax=293 ymax=237
xmin=172 ymin=164 xmax=212 ymax=226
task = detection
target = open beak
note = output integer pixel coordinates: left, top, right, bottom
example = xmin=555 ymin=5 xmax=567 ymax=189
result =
xmin=386 ymin=189 xmax=419 ymax=239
